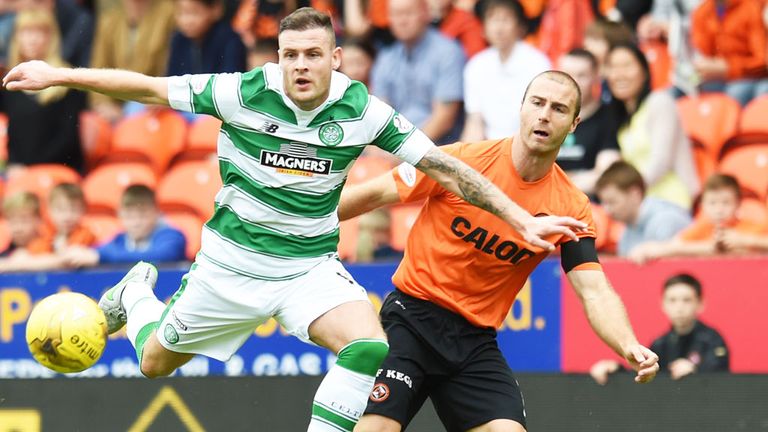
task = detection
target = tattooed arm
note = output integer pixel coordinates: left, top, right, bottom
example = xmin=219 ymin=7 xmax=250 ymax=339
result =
xmin=415 ymin=147 xmax=583 ymax=250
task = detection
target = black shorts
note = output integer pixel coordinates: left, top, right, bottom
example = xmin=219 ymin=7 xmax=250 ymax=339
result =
xmin=365 ymin=290 xmax=526 ymax=431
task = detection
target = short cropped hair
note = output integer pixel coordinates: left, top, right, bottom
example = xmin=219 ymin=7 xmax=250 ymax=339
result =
xmin=564 ymin=48 xmax=599 ymax=71
xmin=595 ymin=161 xmax=646 ymax=195
xmin=482 ymin=0 xmax=527 ymax=28
xmin=703 ymin=174 xmax=741 ymax=201
xmin=664 ymin=273 xmax=702 ymax=299
xmin=121 ymin=184 xmax=157 ymax=208
xmin=3 ymin=191 xmax=41 ymax=217
xmin=522 ymin=71 xmax=582 ymax=119
xmin=279 ymin=7 xmax=335 ymax=46
xmin=49 ymin=182 xmax=86 ymax=206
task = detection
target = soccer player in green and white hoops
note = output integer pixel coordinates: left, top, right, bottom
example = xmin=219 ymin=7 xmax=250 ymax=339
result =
xmin=3 ymin=8 xmax=586 ymax=431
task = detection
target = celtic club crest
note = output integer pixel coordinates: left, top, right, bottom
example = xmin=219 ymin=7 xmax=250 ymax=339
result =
xmin=319 ymin=123 xmax=344 ymax=146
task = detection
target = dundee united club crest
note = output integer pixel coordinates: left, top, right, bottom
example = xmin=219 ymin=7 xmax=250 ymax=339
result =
xmin=319 ymin=123 xmax=344 ymax=146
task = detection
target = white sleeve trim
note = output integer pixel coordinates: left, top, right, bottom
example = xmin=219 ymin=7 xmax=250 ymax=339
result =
xmin=394 ymin=129 xmax=435 ymax=166
xmin=167 ymin=75 xmax=193 ymax=113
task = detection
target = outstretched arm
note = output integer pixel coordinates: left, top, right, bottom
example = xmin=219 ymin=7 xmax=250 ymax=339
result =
xmin=415 ymin=147 xmax=585 ymax=251
xmin=567 ymin=269 xmax=659 ymax=383
xmin=3 ymin=60 xmax=169 ymax=105
xmin=339 ymin=172 xmax=400 ymax=221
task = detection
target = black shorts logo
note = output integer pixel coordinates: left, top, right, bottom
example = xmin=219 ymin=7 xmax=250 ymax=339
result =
xmin=369 ymin=383 xmax=390 ymax=402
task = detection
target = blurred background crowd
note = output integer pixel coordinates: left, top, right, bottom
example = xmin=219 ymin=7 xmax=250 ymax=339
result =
xmin=0 ymin=0 xmax=766 ymax=270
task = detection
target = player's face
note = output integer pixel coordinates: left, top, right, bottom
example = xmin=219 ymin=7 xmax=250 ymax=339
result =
xmin=700 ymin=188 xmax=739 ymax=225
xmin=119 ymin=204 xmax=159 ymax=242
xmin=279 ymin=27 xmax=341 ymax=111
xmin=49 ymin=196 xmax=85 ymax=236
xmin=606 ymin=47 xmax=646 ymax=104
xmin=597 ymin=184 xmax=642 ymax=224
xmin=340 ymin=45 xmax=373 ymax=84
xmin=662 ymin=283 xmax=702 ymax=332
xmin=519 ymin=77 xmax=580 ymax=154
xmin=483 ymin=6 xmax=522 ymax=50
xmin=174 ymin=0 xmax=220 ymax=40
xmin=17 ymin=24 xmax=50 ymax=61
xmin=389 ymin=0 xmax=429 ymax=44
xmin=557 ymin=55 xmax=598 ymax=105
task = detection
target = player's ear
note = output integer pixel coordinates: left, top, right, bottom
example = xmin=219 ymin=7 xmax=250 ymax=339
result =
xmin=332 ymin=46 xmax=342 ymax=71
xmin=570 ymin=115 xmax=581 ymax=133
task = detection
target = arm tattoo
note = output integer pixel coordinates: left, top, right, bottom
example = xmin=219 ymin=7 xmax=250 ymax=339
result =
xmin=415 ymin=148 xmax=513 ymax=220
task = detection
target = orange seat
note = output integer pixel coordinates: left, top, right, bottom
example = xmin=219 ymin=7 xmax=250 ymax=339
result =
xmin=390 ymin=204 xmax=422 ymax=251
xmin=179 ymin=116 xmax=221 ymax=162
xmin=346 ymin=156 xmax=396 ymax=185
xmin=692 ymin=141 xmax=717 ymax=186
xmin=0 ymin=219 xmax=10 ymax=252
xmin=640 ymin=40 xmax=672 ymax=90
xmin=677 ymin=93 xmax=741 ymax=159
xmin=81 ymin=213 xmax=122 ymax=244
xmin=165 ymin=211 xmax=203 ymax=260
xmin=338 ymin=218 xmax=359 ymax=262
xmin=737 ymin=94 xmax=768 ymax=139
xmin=106 ymin=109 xmax=187 ymax=174
xmin=737 ymin=198 xmax=768 ymax=224
xmin=79 ymin=111 xmax=112 ymax=169
xmin=0 ymin=113 xmax=7 ymax=163
xmin=156 ymin=159 xmax=222 ymax=220
xmin=4 ymin=164 xmax=82 ymax=202
xmin=718 ymin=143 xmax=768 ymax=201
xmin=82 ymin=163 xmax=157 ymax=214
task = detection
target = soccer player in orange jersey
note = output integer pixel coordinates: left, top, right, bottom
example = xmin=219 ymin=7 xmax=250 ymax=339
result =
xmin=341 ymin=71 xmax=660 ymax=432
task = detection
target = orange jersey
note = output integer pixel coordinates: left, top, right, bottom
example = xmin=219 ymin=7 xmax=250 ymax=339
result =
xmin=391 ymin=137 xmax=597 ymax=328
xmin=679 ymin=216 xmax=768 ymax=241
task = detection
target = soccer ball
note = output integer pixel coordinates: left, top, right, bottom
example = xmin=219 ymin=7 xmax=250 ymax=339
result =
xmin=26 ymin=292 xmax=108 ymax=373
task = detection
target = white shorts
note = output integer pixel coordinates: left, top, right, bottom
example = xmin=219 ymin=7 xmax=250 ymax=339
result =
xmin=156 ymin=255 xmax=370 ymax=361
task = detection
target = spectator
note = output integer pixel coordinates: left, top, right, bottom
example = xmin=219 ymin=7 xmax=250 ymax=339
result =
xmin=342 ymin=0 xmax=394 ymax=48
xmin=630 ymin=174 xmax=768 ymax=263
xmin=18 ymin=0 xmax=94 ymax=67
xmin=167 ymin=0 xmax=246 ymax=76
xmin=246 ymin=36 xmax=278 ymax=69
xmin=340 ymin=36 xmax=376 ymax=86
xmin=595 ymin=161 xmax=691 ymax=258
xmin=591 ymin=273 xmax=729 ymax=384
xmin=583 ymin=18 xmax=635 ymax=83
xmin=556 ymin=48 xmax=621 ymax=196
xmin=536 ymin=0 xmax=595 ymax=63
xmin=64 ymin=185 xmax=186 ymax=266
xmin=427 ymin=0 xmax=487 ymax=58
xmin=691 ymin=0 xmax=768 ymax=106
xmin=461 ymin=0 xmax=550 ymax=141
xmin=606 ymin=43 xmax=699 ymax=209
xmin=371 ymin=0 xmax=465 ymax=145
xmin=1 ymin=8 xmax=86 ymax=172
xmin=89 ymin=0 xmax=175 ymax=122
xmin=355 ymin=208 xmax=403 ymax=262
xmin=44 ymin=182 xmax=96 ymax=252
xmin=0 ymin=0 xmax=18 ymax=70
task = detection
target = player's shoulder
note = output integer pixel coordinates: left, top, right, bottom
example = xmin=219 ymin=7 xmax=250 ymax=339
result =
xmin=549 ymin=163 xmax=591 ymax=208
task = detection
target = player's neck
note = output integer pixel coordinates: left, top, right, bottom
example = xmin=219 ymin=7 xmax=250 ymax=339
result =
xmin=511 ymin=138 xmax=557 ymax=182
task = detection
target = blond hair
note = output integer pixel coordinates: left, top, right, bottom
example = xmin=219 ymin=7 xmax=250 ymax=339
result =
xmin=8 ymin=9 xmax=70 ymax=105
xmin=3 ymin=191 xmax=42 ymax=217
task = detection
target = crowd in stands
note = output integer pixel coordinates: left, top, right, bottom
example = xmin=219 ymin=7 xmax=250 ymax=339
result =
xmin=0 ymin=0 xmax=767 ymax=269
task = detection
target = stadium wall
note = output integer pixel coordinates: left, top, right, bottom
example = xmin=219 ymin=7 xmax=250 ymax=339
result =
xmin=0 ymin=257 xmax=766 ymax=377
xmin=0 ymin=374 xmax=766 ymax=431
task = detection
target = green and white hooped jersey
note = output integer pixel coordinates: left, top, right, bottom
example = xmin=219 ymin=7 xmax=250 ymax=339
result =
xmin=167 ymin=63 xmax=434 ymax=280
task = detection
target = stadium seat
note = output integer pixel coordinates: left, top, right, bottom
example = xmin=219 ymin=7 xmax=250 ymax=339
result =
xmin=82 ymin=163 xmax=157 ymax=214
xmin=80 ymin=213 xmax=121 ymax=244
xmin=106 ymin=109 xmax=187 ymax=175
xmin=640 ymin=40 xmax=672 ymax=90
xmin=157 ymin=159 xmax=222 ymax=220
xmin=390 ymin=204 xmax=422 ymax=251
xmin=346 ymin=156 xmax=396 ymax=185
xmin=676 ymin=93 xmax=741 ymax=159
xmin=177 ymin=116 xmax=221 ymax=162
xmin=165 ymin=211 xmax=204 ymax=260
xmin=737 ymin=198 xmax=768 ymax=224
xmin=4 ymin=164 xmax=82 ymax=202
xmin=78 ymin=111 xmax=112 ymax=169
xmin=738 ymin=94 xmax=768 ymax=138
xmin=718 ymin=143 xmax=768 ymax=201
xmin=338 ymin=218 xmax=359 ymax=262
xmin=0 ymin=113 xmax=7 ymax=163
xmin=692 ymin=141 xmax=716 ymax=186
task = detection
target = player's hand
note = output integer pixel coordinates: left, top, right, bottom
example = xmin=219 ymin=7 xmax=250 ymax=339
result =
xmin=669 ymin=358 xmax=696 ymax=380
xmin=624 ymin=343 xmax=659 ymax=384
xmin=590 ymin=359 xmax=621 ymax=385
xmin=2 ymin=60 xmax=59 ymax=91
xmin=523 ymin=215 xmax=588 ymax=251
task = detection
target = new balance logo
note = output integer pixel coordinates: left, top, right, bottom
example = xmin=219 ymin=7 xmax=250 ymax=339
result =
xmin=257 ymin=122 xmax=279 ymax=133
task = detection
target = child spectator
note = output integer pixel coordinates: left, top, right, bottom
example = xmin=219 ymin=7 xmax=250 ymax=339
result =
xmin=166 ymin=0 xmax=246 ymax=76
xmin=591 ymin=273 xmax=729 ymax=383
xmin=64 ymin=185 xmax=186 ymax=266
xmin=630 ymin=174 xmax=768 ymax=263
xmin=44 ymin=182 xmax=96 ymax=252
xmin=0 ymin=191 xmax=50 ymax=258
xmin=340 ymin=37 xmax=376 ymax=86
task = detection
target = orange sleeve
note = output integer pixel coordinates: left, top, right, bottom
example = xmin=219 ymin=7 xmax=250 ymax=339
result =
xmin=690 ymin=5 xmax=715 ymax=56
xmin=726 ymin=3 xmax=767 ymax=79
xmin=25 ymin=237 xmax=53 ymax=255
xmin=677 ymin=220 xmax=711 ymax=242
xmin=68 ymin=226 xmax=97 ymax=247
xmin=392 ymin=143 xmax=464 ymax=203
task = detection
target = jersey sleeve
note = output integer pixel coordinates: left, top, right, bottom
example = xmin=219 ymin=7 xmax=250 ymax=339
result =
xmin=167 ymin=73 xmax=243 ymax=122
xmin=391 ymin=143 xmax=464 ymax=203
xmin=369 ymin=96 xmax=434 ymax=166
